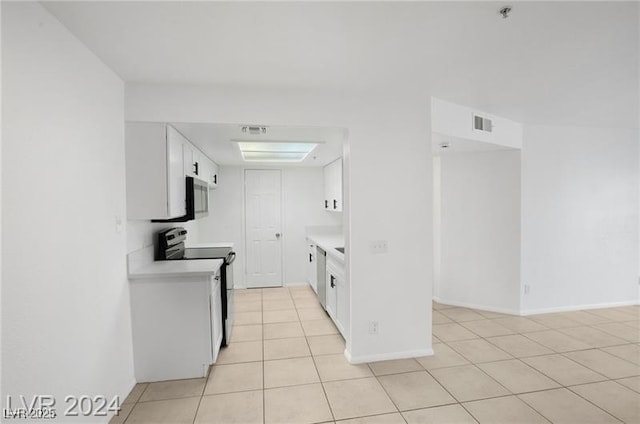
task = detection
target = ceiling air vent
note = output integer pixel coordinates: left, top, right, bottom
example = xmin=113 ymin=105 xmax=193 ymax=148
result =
xmin=241 ymin=125 xmax=268 ymax=135
xmin=473 ymin=115 xmax=493 ymax=133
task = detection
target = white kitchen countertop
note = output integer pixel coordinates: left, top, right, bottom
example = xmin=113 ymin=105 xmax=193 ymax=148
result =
xmin=306 ymin=233 xmax=345 ymax=262
xmin=128 ymin=258 xmax=224 ymax=280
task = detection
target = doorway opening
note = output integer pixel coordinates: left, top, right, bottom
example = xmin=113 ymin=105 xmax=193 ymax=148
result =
xmin=431 ymin=99 xmax=523 ymax=315
xmin=170 ymin=122 xmax=347 ymax=289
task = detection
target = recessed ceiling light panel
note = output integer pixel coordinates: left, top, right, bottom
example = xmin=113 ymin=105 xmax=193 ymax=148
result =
xmin=236 ymin=141 xmax=318 ymax=162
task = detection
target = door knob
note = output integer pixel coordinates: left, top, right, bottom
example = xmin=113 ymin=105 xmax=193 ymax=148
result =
xmin=275 ymin=233 xmax=281 ymax=239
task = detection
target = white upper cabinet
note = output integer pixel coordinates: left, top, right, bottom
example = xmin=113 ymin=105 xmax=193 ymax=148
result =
xmin=125 ymin=122 xmax=187 ymax=220
xmin=183 ymin=142 xmax=200 ymax=179
xmin=183 ymin=139 xmax=219 ymax=188
xmin=323 ymin=158 xmax=343 ymax=212
xmin=125 ymin=122 xmax=220 ymax=220
xmin=209 ymin=160 xmax=219 ymax=188
xmin=201 ymin=157 xmax=219 ymax=188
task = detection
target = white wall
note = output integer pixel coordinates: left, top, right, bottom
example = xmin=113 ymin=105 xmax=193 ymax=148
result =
xmin=196 ymin=166 xmax=341 ymax=287
xmin=127 ymin=220 xmax=198 ymax=254
xmin=435 ymin=150 xmax=522 ymax=314
xmin=125 ymin=83 xmax=434 ymax=363
xmin=282 ymin=167 xmax=343 ymax=284
xmin=521 ymin=124 xmax=639 ymax=313
xmin=432 ymin=97 xmax=523 ymax=150
xmin=2 ymin=1 xmax=134 ymax=419
xmin=433 ymin=157 xmax=441 ymax=294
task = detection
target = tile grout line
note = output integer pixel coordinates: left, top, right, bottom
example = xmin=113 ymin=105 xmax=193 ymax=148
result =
xmin=447 ymin=313 xmax=638 ymax=380
xmin=367 ymin=366 xmax=402 ymax=418
xmin=515 ymin=388 xmax=618 ymax=424
xmin=120 ymin=382 xmax=150 ymax=423
xmin=559 ymin=348 xmax=640 ymax=376
xmin=293 ymin=288 xmax=338 ymax=423
xmin=261 ymin=289 xmax=265 ymax=424
xmin=190 ymin=384 xmax=206 ymax=424
xmin=564 ymin=381 xmax=633 ymax=424
xmin=121 ymin=298 xmax=637 ymax=423
xmin=440 ymin=302 xmax=638 ymax=424
xmin=435 ymin=304 xmax=582 ymax=424
xmin=399 ymin=352 xmax=468 ymax=419
xmin=435 ymin=325 xmax=592 ymax=424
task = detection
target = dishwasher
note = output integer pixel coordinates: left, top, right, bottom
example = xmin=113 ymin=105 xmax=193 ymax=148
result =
xmin=316 ymin=246 xmax=327 ymax=309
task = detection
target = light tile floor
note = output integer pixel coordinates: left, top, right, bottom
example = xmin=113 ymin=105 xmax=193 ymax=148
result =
xmin=114 ymin=286 xmax=640 ymax=423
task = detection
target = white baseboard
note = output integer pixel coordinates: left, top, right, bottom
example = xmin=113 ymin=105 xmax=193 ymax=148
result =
xmin=344 ymin=347 xmax=434 ymax=364
xmin=433 ymin=296 xmax=520 ymax=316
xmin=234 ymin=282 xmax=310 ymax=289
xmin=520 ymin=299 xmax=640 ymax=316
xmin=285 ymin=281 xmax=310 ymax=288
xmin=434 ymin=296 xmax=640 ymax=316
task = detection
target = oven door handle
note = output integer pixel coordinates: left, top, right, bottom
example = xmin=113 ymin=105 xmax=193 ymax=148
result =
xmin=225 ymin=251 xmax=236 ymax=265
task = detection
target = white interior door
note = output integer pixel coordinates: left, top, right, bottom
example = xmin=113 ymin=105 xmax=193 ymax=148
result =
xmin=245 ymin=169 xmax=283 ymax=288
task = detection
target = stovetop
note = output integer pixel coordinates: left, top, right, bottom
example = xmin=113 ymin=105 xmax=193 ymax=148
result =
xmin=182 ymin=247 xmax=233 ymax=260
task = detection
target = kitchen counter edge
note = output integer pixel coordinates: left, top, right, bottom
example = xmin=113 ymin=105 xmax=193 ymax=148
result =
xmin=306 ymin=234 xmax=345 ymax=262
xmin=128 ymin=258 xmax=224 ymax=280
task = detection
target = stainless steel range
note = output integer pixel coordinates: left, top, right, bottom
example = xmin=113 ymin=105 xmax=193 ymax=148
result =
xmin=156 ymin=227 xmax=236 ymax=346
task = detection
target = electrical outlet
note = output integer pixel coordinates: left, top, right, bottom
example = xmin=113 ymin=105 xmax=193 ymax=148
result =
xmin=524 ymin=284 xmax=530 ymax=294
xmin=370 ymin=240 xmax=388 ymax=254
xmin=369 ymin=321 xmax=379 ymax=335
xmin=115 ymin=215 xmax=123 ymax=234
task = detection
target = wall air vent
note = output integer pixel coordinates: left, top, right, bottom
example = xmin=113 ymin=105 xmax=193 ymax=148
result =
xmin=473 ymin=115 xmax=493 ymax=133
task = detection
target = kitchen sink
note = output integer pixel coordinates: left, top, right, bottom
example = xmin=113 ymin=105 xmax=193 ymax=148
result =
xmin=335 ymin=247 xmax=345 ymax=253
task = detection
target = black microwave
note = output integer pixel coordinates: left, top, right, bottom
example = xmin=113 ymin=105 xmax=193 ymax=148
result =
xmin=153 ymin=176 xmax=209 ymax=222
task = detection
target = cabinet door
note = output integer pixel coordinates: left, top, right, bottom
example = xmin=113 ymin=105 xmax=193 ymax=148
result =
xmin=307 ymin=243 xmax=317 ymax=293
xmin=323 ymin=163 xmax=332 ymax=210
xmin=183 ymin=143 xmax=195 ymax=177
xmin=166 ymin=126 xmax=187 ymax=217
xmin=199 ymin=157 xmax=211 ymax=185
xmin=209 ymin=160 xmax=219 ymax=188
xmin=333 ymin=159 xmax=343 ymax=212
xmin=183 ymin=142 xmax=204 ymax=179
xmin=202 ymin=157 xmax=218 ymax=188
xmin=324 ymin=159 xmax=343 ymax=212
xmin=192 ymin=149 xmax=204 ymax=180
xmin=336 ymin=273 xmax=348 ymax=337
xmin=325 ymin=271 xmax=337 ymax=320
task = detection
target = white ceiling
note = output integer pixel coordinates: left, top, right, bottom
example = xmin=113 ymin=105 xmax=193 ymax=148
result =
xmin=170 ymin=122 xmax=345 ymax=167
xmin=44 ymin=1 xmax=639 ymax=128
xmin=432 ymin=132 xmax=517 ymax=156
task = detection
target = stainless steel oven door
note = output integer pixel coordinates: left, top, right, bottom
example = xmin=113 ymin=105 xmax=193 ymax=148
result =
xmin=224 ymin=258 xmax=234 ymax=345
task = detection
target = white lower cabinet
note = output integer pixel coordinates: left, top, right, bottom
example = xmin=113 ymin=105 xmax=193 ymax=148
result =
xmin=325 ymin=269 xmax=337 ymax=320
xmin=336 ymin=271 xmax=348 ymax=339
xmin=326 ymin=256 xmax=348 ymax=339
xmin=130 ymin=269 xmax=223 ymax=382
xmin=307 ymin=241 xmax=317 ymax=293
